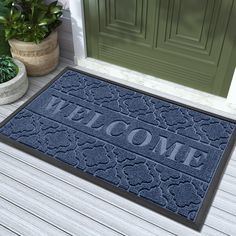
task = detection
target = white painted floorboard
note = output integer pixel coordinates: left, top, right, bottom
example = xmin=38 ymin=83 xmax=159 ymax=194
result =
xmin=0 ymin=60 xmax=236 ymax=236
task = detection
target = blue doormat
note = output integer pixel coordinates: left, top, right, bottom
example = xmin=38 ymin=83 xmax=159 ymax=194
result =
xmin=0 ymin=68 xmax=235 ymax=230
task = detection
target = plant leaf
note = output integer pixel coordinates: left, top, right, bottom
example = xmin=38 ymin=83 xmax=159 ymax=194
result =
xmin=0 ymin=16 xmax=6 ymax=23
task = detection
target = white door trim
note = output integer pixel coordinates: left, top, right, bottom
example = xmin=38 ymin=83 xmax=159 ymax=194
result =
xmin=227 ymin=69 xmax=236 ymax=103
xmin=70 ymin=0 xmax=87 ymax=62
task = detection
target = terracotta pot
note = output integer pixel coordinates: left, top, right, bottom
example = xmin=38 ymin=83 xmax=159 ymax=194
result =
xmin=8 ymin=31 xmax=59 ymax=76
xmin=0 ymin=59 xmax=28 ymax=105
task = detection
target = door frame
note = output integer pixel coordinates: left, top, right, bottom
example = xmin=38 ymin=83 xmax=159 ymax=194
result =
xmin=69 ymin=0 xmax=236 ymax=104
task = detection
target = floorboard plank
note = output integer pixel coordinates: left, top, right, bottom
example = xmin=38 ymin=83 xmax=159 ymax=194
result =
xmin=0 ymin=174 xmax=119 ymax=236
xmin=0 ymin=198 xmax=69 ymax=236
xmin=0 ymin=152 xmax=173 ymax=236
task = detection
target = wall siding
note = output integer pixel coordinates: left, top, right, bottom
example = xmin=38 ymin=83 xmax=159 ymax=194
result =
xmin=58 ymin=11 xmax=75 ymax=61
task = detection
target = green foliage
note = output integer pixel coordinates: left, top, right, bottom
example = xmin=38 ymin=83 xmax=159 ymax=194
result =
xmin=0 ymin=25 xmax=10 ymax=56
xmin=0 ymin=0 xmax=62 ymax=44
xmin=0 ymin=55 xmax=18 ymax=83
xmin=0 ymin=0 xmax=10 ymax=55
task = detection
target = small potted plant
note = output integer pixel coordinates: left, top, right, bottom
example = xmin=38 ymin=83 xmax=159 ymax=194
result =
xmin=0 ymin=0 xmax=63 ymax=76
xmin=0 ymin=55 xmax=28 ymax=104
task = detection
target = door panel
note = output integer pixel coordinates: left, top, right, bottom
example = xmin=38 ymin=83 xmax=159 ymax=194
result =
xmin=84 ymin=0 xmax=236 ymax=97
xmin=155 ymin=0 xmax=232 ymax=64
xmin=99 ymin=0 xmax=154 ymax=45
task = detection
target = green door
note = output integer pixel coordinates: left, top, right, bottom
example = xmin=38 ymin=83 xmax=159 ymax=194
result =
xmin=84 ymin=0 xmax=236 ymax=97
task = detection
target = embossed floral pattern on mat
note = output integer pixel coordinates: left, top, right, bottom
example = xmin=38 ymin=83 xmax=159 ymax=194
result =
xmin=0 ymin=69 xmax=235 ymax=229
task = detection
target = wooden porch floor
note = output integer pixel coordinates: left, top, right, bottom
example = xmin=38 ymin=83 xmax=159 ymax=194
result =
xmin=0 ymin=59 xmax=236 ymax=236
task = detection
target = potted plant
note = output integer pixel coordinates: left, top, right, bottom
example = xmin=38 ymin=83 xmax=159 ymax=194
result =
xmin=0 ymin=55 xmax=28 ymax=104
xmin=0 ymin=0 xmax=63 ymax=76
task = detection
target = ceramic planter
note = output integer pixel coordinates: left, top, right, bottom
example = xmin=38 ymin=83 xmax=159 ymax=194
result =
xmin=0 ymin=59 xmax=28 ymax=105
xmin=8 ymin=31 xmax=59 ymax=76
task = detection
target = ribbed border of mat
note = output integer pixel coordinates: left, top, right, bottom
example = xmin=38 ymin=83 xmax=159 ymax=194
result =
xmin=0 ymin=67 xmax=236 ymax=231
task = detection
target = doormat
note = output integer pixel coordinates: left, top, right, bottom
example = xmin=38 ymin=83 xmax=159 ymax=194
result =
xmin=0 ymin=68 xmax=235 ymax=230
